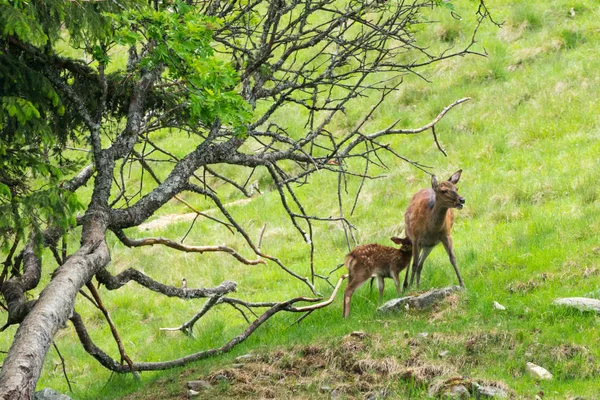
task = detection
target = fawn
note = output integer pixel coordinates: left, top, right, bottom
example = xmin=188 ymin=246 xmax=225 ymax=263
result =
xmin=403 ymin=170 xmax=465 ymax=290
xmin=343 ymin=237 xmax=412 ymax=318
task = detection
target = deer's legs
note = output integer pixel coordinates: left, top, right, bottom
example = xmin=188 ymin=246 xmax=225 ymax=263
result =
xmin=415 ymin=246 xmax=433 ymax=287
xmin=404 ymin=243 xmax=421 ymax=290
xmin=441 ymin=237 xmax=465 ymax=288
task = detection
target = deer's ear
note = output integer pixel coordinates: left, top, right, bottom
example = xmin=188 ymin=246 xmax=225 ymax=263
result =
xmin=431 ymin=175 xmax=440 ymax=191
xmin=390 ymin=237 xmax=402 ymax=245
xmin=448 ymin=169 xmax=462 ymax=184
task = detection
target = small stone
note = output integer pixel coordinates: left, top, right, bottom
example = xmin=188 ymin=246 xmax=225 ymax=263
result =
xmin=232 ymin=363 xmax=244 ymax=369
xmin=331 ymin=389 xmax=343 ymax=400
xmin=214 ymin=374 xmax=230 ymax=382
xmin=319 ymin=385 xmax=332 ymax=393
xmin=493 ymin=301 xmax=506 ymax=311
xmin=438 ymin=350 xmax=449 ymax=358
xmin=188 ymin=389 xmax=200 ymax=398
xmin=472 ymin=382 xmax=508 ymax=398
xmin=234 ymin=353 xmax=255 ymax=362
xmin=526 ymin=362 xmax=553 ymax=380
xmin=416 ymin=332 xmax=429 ymax=339
xmin=187 ymin=380 xmax=212 ymax=391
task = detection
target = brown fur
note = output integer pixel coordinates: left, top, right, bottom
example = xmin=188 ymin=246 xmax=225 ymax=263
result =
xmin=343 ymin=237 xmax=412 ymax=318
xmin=403 ymin=170 xmax=465 ymax=289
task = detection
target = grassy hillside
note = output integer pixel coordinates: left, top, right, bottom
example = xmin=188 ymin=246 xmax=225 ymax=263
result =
xmin=3 ymin=0 xmax=600 ymax=398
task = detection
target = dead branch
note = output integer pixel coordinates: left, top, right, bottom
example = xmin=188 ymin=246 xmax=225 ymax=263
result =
xmin=159 ymin=294 xmax=223 ymax=336
xmin=71 ymin=285 xmax=344 ymax=373
xmin=95 ymin=267 xmax=237 ymax=299
xmin=52 ymin=342 xmax=73 ymax=393
xmin=113 ymin=229 xmax=265 ymax=266
xmin=84 ymin=283 xmax=137 ymax=376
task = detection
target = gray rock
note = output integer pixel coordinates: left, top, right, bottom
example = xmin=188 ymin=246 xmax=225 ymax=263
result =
xmin=492 ymin=301 xmax=506 ymax=311
xmin=377 ymin=286 xmax=464 ymax=313
xmin=472 ymin=382 xmax=508 ymax=398
xmin=234 ymin=353 xmax=256 ymax=362
xmin=214 ymin=374 xmax=230 ymax=382
xmin=553 ymin=297 xmax=600 ymax=313
xmin=188 ymin=389 xmax=200 ymax=398
xmin=438 ymin=350 xmax=450 ymax=358
xmin=187 ymin=380 xmax=212 ymax=391
xmin=526 ymin=362 xmax=553 ymax=380
xmin=34 ymin=388 xmax=72 ymax=400
xmin=442 ymin=385 xmax=470 ymax=399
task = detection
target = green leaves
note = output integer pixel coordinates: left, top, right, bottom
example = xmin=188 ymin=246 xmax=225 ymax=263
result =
xmin=434 ymin=0 xmax=456 ymax=12
xmin=108 ymin=1 xmax=252 ymax=132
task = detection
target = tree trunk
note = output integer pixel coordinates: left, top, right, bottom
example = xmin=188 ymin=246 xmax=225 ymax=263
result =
xmin=0 ymin=214 xmax=110 ymax=399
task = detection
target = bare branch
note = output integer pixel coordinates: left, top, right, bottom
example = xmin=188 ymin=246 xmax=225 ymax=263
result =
xmin=112 ymin=229 xmax=266 ymax=266
xmin=96 ymin=267 xmax=237 ymax=299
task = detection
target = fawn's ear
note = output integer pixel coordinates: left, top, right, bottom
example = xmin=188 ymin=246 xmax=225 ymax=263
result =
xmin=431 ymin=174 xmax=440 ymax=191
xmin=448 ymin=169 xmax=462 ymax=184
xmin=391 ymin=237 xmax=411 ymax=246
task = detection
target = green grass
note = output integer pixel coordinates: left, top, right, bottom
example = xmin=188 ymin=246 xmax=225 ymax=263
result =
xmin=3 ymin=0 xmax=600 ymax=398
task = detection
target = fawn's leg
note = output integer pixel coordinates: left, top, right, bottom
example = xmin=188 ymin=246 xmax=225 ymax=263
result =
xmin=343 ymin=278 xmax=366 ymax=318
xmin=377 ymin=275 xmax=385 ymax=301
xmin=393 ymin=270 xmax=402 ymax=295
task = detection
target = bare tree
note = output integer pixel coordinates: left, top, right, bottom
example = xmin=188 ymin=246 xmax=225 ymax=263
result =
xmin=0 ymin=0 xmax=494 ymax=396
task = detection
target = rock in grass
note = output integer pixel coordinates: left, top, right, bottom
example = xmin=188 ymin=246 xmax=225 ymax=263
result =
xmin=472 ymin=382 xmax=508 ymax=398
xmin=526 ymin=362 xmax=553 ymax=380
xmin=377 ymin=286 xmax=463 ymax=313
xmin=441 ymin=385 xmax=470 ymax=399
xmin=492 ymin=301 xmax=506 ymax=311
xmin=187 ymin=380 xmax=212 ymax=391
xmin=33 ymin=388 xmax=72 ymax=400
xmin=234 ymin=353 xmax=256 ymax=362
xmin=553 ymin=297 xmax=600 ymax=313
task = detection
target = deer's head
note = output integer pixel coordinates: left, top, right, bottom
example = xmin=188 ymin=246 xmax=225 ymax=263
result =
xmin=431 ymin=170 xmax=465 ymax=210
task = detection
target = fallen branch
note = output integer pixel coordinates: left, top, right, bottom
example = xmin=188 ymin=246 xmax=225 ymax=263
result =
xmin=96 ymin=268 xmax=237 ymax=299
xmin=159 ymin=294 xmax=223 ymax=336
xmin=73 ymin=277 xmax=347 ymax=373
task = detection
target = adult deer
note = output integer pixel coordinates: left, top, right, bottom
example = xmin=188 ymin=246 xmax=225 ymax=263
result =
xmin=403 ymin=170 xmax=465 ymax=290
xmin=343 ymin=237 xmax=412 ymax=318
